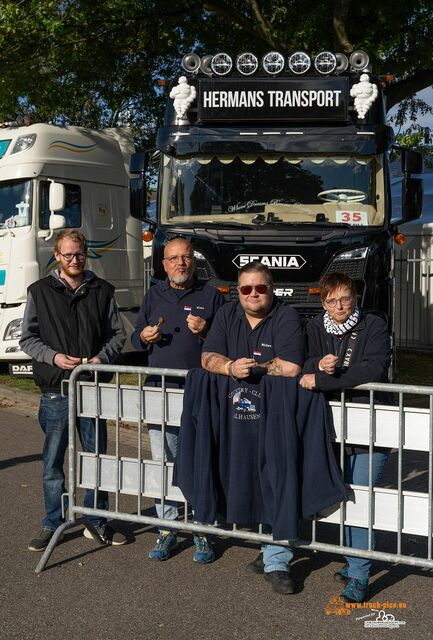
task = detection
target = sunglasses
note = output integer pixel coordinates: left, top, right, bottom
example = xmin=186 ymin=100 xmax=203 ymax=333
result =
xmin=239 ymin=284 xmax=270 ymax=295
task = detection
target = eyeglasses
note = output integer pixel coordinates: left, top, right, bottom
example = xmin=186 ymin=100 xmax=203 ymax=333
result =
xmin=324 ymin=296 xmax=353 ymax=307
xmin=163 ymin=254 xmax=193 ymax=264
xmin=239 ymin=284 xmax=270 ymax=295
xmin=57 ymin=252 xmax=87 ymax=262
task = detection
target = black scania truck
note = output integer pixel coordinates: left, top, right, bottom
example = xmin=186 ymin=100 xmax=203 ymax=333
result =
xmin=131 ymin=49 xmax=423 ymax=328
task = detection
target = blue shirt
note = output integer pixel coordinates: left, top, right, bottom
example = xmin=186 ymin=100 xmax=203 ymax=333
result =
xmin=203 ymin=299 xmax=305 ymax=367
xmin=131 ymin=278 xmax=225 ymax=370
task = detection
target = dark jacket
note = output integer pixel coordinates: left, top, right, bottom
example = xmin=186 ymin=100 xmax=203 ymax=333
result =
xmin=173 ymin=369 xmax=347 ymax=541
xmin=302 ymin=311 xmax=393 ymax=405
xmin=20 ymin=271 xmax=125 ymax=393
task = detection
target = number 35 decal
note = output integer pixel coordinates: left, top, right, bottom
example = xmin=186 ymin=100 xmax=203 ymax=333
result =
xmin=336 ymin=210 xmax=368 ymax=225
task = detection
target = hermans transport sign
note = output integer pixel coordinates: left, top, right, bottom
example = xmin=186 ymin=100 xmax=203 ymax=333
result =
xmin=232 ymin=254 xmax=306 ymax=269
xmin=198 ymin=76 xmax=348 ymax=122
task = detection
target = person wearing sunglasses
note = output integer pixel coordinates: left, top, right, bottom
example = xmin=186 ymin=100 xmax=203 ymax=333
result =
xmin=20 ymin=229 xmax=127 ymax=551
xmin=299 ymin=272 xmax=393 ymax=604
xmin=201 ymin=261 xmax=304 ymax=594
xmin=131 ymin=237 xmax=225 ymax=564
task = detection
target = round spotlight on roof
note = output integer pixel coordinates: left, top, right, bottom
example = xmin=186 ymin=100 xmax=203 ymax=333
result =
xmin=349 ymin=50 xmax=369 ymax=71
xmin=288 ymin=51 xmax=311 ymax=75
xmin=335 ymin=53 xmax=349 ymax=74
xmin=314 ymin=51 xmax=337 ymax=75
xmin=262 ymin=51 xmax=285 ymax=75
xmin=181 ymin=53 xmax=201 ymax=73
xmin=200 ymin=54 xmax=213 ymax=76
xmin=236 ymin=52 xmax=258 ymax=76
xmin=211 ymin=53 xmax=233 ymax=76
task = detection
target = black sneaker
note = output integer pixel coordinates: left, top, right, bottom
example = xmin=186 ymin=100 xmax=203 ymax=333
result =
xmin=264 ymin=570 xmax=295 ymax=595
xmin=28 ymin=528 xmax=63 ymax=552
xmin=246 ymin=553 xmax=264 ymax=575
xmin=83 ymin=524 xmax=127 ymax=546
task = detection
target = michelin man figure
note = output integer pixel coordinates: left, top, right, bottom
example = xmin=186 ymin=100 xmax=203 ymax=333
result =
xmin=350 ymin=74 xmax=378 ymax=119
xmin=170 ymin=76 xmax=197 ymax=122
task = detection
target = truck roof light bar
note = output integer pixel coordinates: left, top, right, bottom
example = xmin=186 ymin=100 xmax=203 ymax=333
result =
xmin=314 ymin=51 xmax=337 ymax=75
xmin=211 ymin=53 xmax=233 ymax=76
xmin=262 ymin=51 xmax=285 ymax=75
xmin=236 ymin=53 xmax=258 ymax=76
xmin=288 ymin=52 xmax=311 ymax=75
xmin=179 ymin=49 xmax=371 ymax=77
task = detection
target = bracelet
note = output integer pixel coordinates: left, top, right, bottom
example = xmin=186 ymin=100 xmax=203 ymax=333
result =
xmin=227 ymin=361 xmax=238 ymax=381
xmin=225 ymin=360 xmax=233 ymax=376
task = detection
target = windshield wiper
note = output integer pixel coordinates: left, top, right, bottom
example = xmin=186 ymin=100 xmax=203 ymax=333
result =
xmin=193 ymin=220 xmax=253 ymax=229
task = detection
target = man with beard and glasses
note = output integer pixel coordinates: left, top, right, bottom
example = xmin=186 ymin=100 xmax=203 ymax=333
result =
xmin=131 ymin=237 xmax=225 ymax=563
xmin=21 ymin=229 xmax=126 ymax=552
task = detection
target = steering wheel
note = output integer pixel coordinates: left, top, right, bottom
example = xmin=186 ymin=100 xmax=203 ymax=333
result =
xmin=318 ymin=189 xmax=367 ymax=203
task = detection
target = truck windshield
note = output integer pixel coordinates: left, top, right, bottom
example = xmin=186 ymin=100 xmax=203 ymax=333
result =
xmin=0 ymin=179 xmax=32 ymax=228
xmin=160 ymin=154 xmax=383 ymax=227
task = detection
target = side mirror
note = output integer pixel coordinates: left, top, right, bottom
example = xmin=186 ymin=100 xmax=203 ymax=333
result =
xmin=130 ymin=176 xmax=149 ymax=221
xmin=130 ymin=151 xmax=149 ymax=175
xmin=401 ymin=149 xmax=423 ymax=175
xmin=49 ymin=181 xmax=66 ymax=212
xmin=49 ymin=213 xmax=66 ymax=230
xmin=402 ymin=177 xmax=423 ymax=222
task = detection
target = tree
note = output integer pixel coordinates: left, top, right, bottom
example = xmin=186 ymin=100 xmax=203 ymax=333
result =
xmin=0 ymin=0 xmax=432 ymax=146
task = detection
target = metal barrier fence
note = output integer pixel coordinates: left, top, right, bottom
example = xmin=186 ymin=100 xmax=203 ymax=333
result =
xmin=395 ymin=243 xmax=433 ymax=351
xmin=35 ymin=365 xmax=433 ymax=574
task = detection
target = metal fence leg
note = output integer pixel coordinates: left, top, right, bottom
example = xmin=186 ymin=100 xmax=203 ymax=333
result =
xmin=34 ymin=520 xmax=81 ymax=574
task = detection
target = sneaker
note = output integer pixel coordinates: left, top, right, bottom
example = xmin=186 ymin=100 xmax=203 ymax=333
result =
xmin=264 ymin=570 xmax=295 ymax=595
xmin=193 ymin=535 xmax=215 ymax=564
xmin=148 ymin=531 xmax=177 ymax=560
xmin=28 ymin=528 xmax=63 ymax=552
xmin=83 ymin=524 xmax=127 ymax=546
xmin=341 ymin=577 xmax=369 ymax=603
xmin=333 ymin=564 xmax=350 ymax=584
xmin=246 ymin=553 xmax=264 ymax=575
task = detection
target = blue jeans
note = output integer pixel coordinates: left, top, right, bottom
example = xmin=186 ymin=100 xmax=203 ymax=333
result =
xmin=261 ymin=524 xmax=294 ymax=573
xmin=39 ymin=392 xmax=108 ymax=530
xmin=344 ymin=450 xmax=389 ymax=580
xmin=148 ymin=424 xmax=179 ymax=522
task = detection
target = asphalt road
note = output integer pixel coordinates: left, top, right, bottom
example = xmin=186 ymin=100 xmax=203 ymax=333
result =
xmin=1 ymin=386 xmax=432 ymax=640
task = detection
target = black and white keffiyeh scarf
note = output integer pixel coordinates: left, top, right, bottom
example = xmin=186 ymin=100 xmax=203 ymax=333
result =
xmin=323 ymin=306 xmax=360 ymax=336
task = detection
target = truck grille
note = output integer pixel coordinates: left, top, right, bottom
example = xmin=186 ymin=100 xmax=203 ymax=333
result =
xmin=325 ymin=259 xmax=365 ymax=279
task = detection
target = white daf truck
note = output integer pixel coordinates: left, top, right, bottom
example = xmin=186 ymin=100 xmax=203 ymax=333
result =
xmin=0 ymin=123 xmax=143 ymax=375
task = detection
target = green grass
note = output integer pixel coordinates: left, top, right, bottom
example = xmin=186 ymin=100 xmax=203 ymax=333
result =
xmin=0 ymin=350 xmax=432 ymax=393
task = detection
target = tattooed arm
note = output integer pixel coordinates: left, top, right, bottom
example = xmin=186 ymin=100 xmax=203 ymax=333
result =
xmin=201 ymin=352 xmax=256 ymax=379
xmin=262 ymin=357 xmax=302 ymax=377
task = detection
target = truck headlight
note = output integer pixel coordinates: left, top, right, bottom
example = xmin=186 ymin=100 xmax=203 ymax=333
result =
xmin=334 ymin=247 xmax=369 ymax=261
xmin=4 ymin=318 xmax=23 ymax=340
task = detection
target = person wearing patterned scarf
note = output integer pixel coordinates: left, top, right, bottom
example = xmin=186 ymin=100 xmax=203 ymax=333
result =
xmin=299 ymin=272 xmax=392 ymax=605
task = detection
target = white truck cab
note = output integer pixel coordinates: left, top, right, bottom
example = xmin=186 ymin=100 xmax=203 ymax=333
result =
xmin=0 ymin=123 xmax=143 ymax=374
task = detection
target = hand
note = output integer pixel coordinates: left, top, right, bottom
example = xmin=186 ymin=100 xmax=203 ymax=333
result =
xmin=299 ymin=373 xmax=316 ymax=390
xmin=231 ymin=358 xmax=256 ymax=379
xmin=88 ymin=356 xmax=101 ymax=364
xmin=186 ymin=313 xmax=206 ymax=335
xmin=140 ymin=324 xmax=162 ymax=344
xmin=53 ymin=353 xmax=82 ymax=370
xmin=319 ymin=354 xmax=338 ymax=375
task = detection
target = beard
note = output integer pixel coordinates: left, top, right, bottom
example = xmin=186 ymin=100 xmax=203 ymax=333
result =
xmin=169 ymin=271 xmax=191 ymax=285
